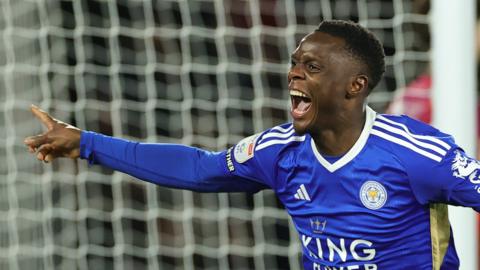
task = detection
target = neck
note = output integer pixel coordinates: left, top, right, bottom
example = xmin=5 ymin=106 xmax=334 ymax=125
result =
xmin=311 ymin=107 xmax=367 ymax=156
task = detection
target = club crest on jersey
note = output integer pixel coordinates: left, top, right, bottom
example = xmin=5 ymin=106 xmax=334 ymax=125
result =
xmin=359 ymin=181 xmax=387 ymax=210
xmin=233 ymin=134 xmax=259 ymax=163
xmin=452 ymin=150 xmax=480 ymax=184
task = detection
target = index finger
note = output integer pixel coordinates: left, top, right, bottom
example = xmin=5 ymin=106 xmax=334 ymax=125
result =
xmin=31 ymin=105 xmax=55 ymax=130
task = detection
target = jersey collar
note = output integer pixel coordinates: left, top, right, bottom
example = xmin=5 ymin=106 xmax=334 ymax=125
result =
xmin=310 ymin=106 xmax=377 ymax=172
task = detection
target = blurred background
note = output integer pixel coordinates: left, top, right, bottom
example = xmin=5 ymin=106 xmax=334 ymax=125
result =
xmin=0 ymin=0 xmax=476 ymax=269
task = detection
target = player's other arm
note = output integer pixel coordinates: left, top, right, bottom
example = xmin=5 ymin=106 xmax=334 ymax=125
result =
xmin=406 ymin=146 xmax=480 ymax=212
xmin=24 ymin=105 xmax=268 ymax=193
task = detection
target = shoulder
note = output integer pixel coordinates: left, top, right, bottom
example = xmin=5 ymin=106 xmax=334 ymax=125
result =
xmin=255 ymin=123 xmax=307 ymax=151
xmin=232 ymin=123 xmax=306 ymax=164
xmin=370 ymin=113 xmax=456 ymax=163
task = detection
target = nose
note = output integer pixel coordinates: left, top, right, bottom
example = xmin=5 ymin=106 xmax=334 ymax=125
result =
xmin=288 ymin=63 xmax=305 ymax=82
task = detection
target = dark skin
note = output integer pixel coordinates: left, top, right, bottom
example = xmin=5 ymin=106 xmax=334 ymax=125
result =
xmin=24 ymin=105 xmax=81 ymax=162
xmin=288 ymin=31 xmax=369 ymax=156
xmin=25 ymin=31 xmax=369 ymax=161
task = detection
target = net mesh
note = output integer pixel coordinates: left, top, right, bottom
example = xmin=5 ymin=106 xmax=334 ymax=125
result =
xmin=0 ymin=0 xmax=429 ymax=269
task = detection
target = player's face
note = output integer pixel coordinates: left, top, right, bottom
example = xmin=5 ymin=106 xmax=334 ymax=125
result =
xmin=288 ymin=32 xmax=359 ymax=134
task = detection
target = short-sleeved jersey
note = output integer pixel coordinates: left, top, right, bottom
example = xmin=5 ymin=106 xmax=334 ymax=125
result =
xmin=224 ymin=106 xmax=480 ymax=269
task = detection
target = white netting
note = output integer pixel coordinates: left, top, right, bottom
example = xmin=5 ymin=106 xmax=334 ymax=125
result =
xmin=0 ymin=0 xmax=429 ymax=269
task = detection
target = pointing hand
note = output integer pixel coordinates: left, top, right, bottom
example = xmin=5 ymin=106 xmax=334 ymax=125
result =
xmin=24 ymin=105 xmax=82 ymax=162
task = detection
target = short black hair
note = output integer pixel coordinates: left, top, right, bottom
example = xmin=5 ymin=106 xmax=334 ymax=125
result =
xmin=315 ymin=20 xmax=385 ymax=92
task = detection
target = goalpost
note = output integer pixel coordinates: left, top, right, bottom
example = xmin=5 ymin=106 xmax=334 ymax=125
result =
xmin=432 ymin=1 xmax=477 ymax=270
xmin=0 ymin=0 xmax=461 ymax=269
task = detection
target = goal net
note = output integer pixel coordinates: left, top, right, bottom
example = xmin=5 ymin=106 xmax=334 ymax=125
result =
xmin=0 ymin=0 xmax=429 ymax=269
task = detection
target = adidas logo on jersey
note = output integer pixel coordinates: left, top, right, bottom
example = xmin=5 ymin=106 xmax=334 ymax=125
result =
xmin=294 ymin=184 xmax=311 ymax=201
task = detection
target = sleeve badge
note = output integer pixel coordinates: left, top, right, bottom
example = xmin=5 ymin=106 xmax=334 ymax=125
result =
xmin=233 ymin=134 xmax=259 ymax=163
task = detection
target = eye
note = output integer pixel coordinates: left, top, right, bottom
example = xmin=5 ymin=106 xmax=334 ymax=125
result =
xmin=307 ymin=63 xmax=320 ymax=72
xmin=290 ymin=59 xmax=297 ymax=67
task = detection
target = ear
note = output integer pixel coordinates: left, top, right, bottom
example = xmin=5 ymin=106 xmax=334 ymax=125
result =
xmin=347 ymin=75 xmax=369 ymax=98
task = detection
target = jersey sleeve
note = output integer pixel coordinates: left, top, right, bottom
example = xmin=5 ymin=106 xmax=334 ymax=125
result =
xmin=406 ymin=145 xmax=480 ymax=212
xmin=79 ymin=131 xmax=269 ymax=193
xmin=222 ymin=131 xmax=281 ymax=189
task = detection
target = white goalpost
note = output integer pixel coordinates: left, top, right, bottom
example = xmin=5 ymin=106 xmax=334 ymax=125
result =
xmin=0 ymin=0 xmax=453 ymax=269
xmin=432 ymin=1 xmax=478 ymax=270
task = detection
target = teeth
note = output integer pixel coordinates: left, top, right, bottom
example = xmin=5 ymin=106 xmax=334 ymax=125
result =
xmin=290 ymin=90 xmax=309 ymax=98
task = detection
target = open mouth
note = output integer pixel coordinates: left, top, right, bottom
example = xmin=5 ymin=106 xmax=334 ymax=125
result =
xmin=290 ymin=89 xmax=312 ymax=117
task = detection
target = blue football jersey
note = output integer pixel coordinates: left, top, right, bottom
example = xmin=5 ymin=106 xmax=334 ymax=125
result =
xmin=80 ymin=106 xmax=480 ymax=269
xmin=226 ymin=106 xmax=480 ymax=269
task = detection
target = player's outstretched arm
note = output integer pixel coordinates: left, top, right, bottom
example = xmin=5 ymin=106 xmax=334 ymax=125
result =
xmin=24 ymin=105 xmax=268 ymax=193
xmin=24 ymin=105 xmax=81 ymax=162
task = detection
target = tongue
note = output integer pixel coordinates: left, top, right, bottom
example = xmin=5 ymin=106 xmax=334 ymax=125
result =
xmin=296 ymin=100 xmax=311 ymax=112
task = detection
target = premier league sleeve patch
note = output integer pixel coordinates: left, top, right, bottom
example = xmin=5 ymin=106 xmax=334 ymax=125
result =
xmin=451 ymin=150 xmax=480 ymax=184
xmin=233 ymin=134 xmax=259 ymax=163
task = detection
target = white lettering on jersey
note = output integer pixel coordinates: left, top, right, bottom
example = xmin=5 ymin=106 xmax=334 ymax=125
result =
xmin=312 ymin=263 xmax=377 ymax=270
xmin=226 ymin=147 xmax=235 ymax=172
xmin=301 ymin=234 xmax=376 ymax=267
xmin=350 ymin=240 xmax=375 ymax=261
xmin=302 ymin=235 xmax=312 ymax=247
xmin=316 ymin=238 xmax=324 ymax=260
xmin=327 ymin=238 xmax=347 ymax=262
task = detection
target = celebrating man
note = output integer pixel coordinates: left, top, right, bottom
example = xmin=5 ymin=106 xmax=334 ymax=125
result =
xmin=26 ymin=20 xmax=476 ymax=269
